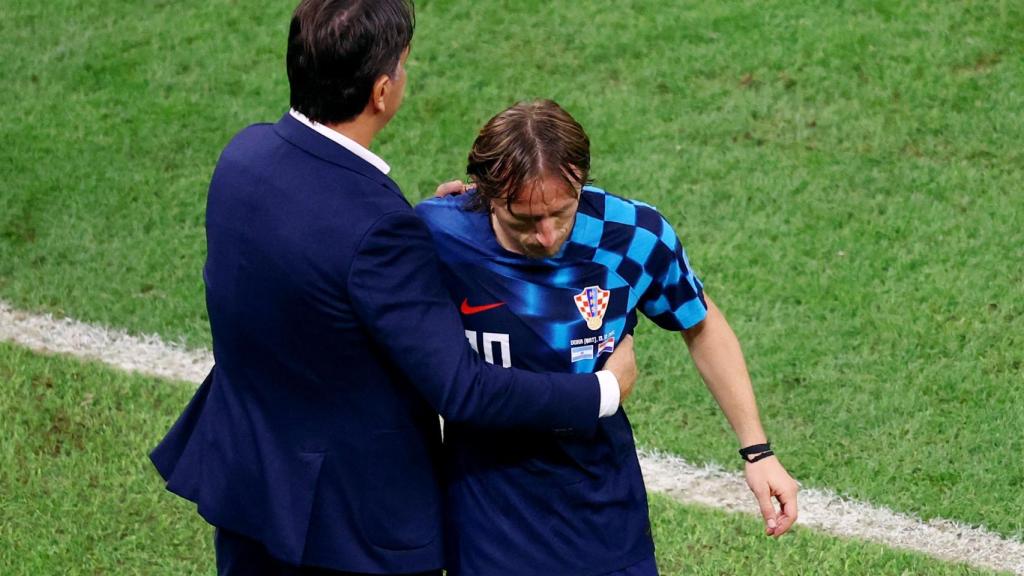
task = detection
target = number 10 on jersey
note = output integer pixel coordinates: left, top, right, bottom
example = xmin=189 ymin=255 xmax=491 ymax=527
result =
xmin=465 ymin=330 xmax=511 ymax=368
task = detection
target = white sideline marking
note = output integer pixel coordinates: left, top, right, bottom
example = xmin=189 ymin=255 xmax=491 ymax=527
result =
xmin=0 ymin=301 xmax=210 ymax=384
xmin=640 ymin=452 xmax=1024 ymax=575
xmin=2 ymin=300 xmax=1022 ymax=575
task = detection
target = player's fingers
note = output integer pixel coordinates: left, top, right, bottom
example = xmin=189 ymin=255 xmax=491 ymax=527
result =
xmin=751 ymin=485 xmax=778 ymax=535
xmin=778 ymin=488 xmax=799 ymax=535
xmin=772 ymin=512 xmax=796 ymax=537
xmin=771 ymin=506 xmax=795 ymax=537
xmin=779 ymin=485 xmax=798 ymax=522
xmin=769 ymin=482 xmax=798 ymax=537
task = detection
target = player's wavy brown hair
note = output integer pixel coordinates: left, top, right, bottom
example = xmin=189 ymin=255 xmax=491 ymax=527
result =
xmin=465 ymin=99 xmax=591 ymax=212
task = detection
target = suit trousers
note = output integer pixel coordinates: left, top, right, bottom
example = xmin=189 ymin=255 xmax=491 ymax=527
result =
xmin=215 ymin=528 xmax=443 ymax=576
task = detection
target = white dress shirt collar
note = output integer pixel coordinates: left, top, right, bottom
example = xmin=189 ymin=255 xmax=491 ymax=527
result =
xmin=288 ymin=109 xmax=391 ymax=175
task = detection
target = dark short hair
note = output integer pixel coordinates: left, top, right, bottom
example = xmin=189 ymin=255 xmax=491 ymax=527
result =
xmin=287 ymin=0 xmax=415 ymax=125
xmin=466 ymin=99 xmax=591 ymax=212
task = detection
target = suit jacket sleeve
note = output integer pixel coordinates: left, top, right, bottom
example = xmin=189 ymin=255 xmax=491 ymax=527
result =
xmin=348 ymin=210 xmax=601 ymax=434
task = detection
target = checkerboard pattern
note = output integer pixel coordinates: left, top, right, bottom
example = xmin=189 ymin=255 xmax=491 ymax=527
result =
xmin=564 ymin=186 xmax=708 ymax=330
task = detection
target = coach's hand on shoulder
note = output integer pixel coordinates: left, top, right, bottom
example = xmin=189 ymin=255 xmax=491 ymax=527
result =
xmin=604 ymin=334 xmax=637 ymax=403
xmin=435 ymin=179 xmax=474 ymax=197
xmin=745 ymin=456 xmax=799 ymax=538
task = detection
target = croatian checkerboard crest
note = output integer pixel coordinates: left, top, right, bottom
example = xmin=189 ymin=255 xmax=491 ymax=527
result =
xmin=573 ymin=285 xmax=610 ymax=330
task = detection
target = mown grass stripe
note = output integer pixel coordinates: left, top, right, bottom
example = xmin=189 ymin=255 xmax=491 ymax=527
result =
xmin=2 ymin=299 xmax=1021 ymax=575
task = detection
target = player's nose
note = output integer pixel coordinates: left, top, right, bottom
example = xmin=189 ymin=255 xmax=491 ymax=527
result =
xmin=535 ymin=220 xmax=558 ymax=247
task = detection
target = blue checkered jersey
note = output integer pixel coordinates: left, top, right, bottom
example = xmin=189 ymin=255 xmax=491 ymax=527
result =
xmin=415 ymin=186 xmax=707 ymax=576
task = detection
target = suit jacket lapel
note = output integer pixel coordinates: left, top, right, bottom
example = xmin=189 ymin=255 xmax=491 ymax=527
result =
xmin=272 ymin=112 xmax=402 ymax=196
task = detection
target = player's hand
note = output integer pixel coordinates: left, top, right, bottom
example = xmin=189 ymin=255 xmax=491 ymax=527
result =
xmin=744 ymin=456 xmax=799 ymax=537
xmin=435 ymin=180 xmax=473 ymax=197
xmin=604 ymin=334 xmax=637 ymax=404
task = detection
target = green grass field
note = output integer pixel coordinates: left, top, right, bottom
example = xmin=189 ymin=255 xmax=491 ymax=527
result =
xmin=2 ymin=0 xmax=1022 ymax=573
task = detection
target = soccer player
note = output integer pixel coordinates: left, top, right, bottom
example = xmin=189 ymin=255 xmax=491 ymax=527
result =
xmin=416 ymin=100 xmax=799 ymax=576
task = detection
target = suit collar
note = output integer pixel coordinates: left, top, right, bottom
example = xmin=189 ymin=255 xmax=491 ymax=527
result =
xmin=287 ymin=109 xmax=391 ymax=175
xmin=273 ymin=112 xmax=400 ymax=193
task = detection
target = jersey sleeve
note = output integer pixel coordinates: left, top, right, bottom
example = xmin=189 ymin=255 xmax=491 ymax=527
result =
xmin=633 ymin=207 xmax=707 ymax=331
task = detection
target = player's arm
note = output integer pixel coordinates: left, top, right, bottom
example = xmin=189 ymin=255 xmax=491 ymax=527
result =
xmin=682 ymin=295 xmax=799 ymax=537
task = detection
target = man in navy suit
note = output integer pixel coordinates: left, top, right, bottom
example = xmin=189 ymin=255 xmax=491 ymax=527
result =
xmin=150 ymin=1 xmax=637 ymax=575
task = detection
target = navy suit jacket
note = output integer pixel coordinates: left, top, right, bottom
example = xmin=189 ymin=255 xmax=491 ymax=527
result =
xmin=150 ymin=113 xmax=601 ymax=573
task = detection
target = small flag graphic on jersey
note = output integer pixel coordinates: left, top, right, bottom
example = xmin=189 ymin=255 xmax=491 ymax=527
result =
xmin=574 ymin=285 xmax=610 ymax=330
xmin=597 ymin=335 xmax=616 ymax=356
xmin=571 ymin=345 xmax=594 ymax=363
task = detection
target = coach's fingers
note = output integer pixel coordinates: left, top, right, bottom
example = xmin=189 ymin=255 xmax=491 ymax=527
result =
xmin=435 ymin=179 xmax=468 ymax=197
xmin=606 ymin=335 xmax=637 ymax=403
